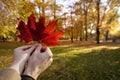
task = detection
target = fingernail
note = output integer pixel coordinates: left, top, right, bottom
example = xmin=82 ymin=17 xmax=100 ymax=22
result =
xmin=40 ymin=47 xmax=46 ymax=53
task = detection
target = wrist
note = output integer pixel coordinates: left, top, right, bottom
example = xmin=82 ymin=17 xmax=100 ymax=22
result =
xmin=10 ymin=62 xmax=25 ymax=74
xmin=23 ymin=67 xmax=40 ymax=80
xmin=9 ymin=64 xmax=20 ymax=75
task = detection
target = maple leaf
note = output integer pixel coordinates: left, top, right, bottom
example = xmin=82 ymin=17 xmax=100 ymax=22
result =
xmin=41 ymin=30 xmax=64 ymax=46
xmin=44 ymin=20 xmax=58 ymax=35
xmin=17 ymin=14 xmax=64 ymax=46
xmin=17 ymin=20 xmax=32 ymax=43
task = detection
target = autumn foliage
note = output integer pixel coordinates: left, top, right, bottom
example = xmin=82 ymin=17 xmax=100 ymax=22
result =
xmin=17 ymin=14 xmax=63 ymax=46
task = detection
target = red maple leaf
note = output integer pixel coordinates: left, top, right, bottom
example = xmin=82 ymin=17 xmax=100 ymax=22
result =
xmin=41 ymin=31 xmax=64 ymax=46
xmin=17 ymin=20 xmax=32 ymax=43
xmin=17 ymin=14 xmax=64 ymax=46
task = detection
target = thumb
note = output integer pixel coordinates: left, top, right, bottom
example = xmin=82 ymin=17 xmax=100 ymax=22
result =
xmin=33 ymin=44 xmax=42 ymax=55
xmin=24 ymin=44 xmax=38 ymax=54
xmin=25 ymin=44 xmax=38 ymax=54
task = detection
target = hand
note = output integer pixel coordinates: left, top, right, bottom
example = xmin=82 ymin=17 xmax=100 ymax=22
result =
xmin=23 ymin=44 xmax=53 ymax=80
xmin=10 ymin=44 xmax=37 ymax=74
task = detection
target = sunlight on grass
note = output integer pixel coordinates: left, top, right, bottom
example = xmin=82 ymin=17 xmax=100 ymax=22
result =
xmin=39 ymin=44 xmax=120 ymax=80
xmin=53 ymin=45 xmax=120 ymax=58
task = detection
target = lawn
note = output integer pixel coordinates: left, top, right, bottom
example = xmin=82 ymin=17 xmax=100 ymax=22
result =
xmin=0 ymin=41 xmax=120 ymax=80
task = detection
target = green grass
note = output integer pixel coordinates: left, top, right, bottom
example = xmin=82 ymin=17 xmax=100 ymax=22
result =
xmin=0 ymin=42 xmax=24 ymax=69
xmin=0 ymin=42 xmax=120 ymax=80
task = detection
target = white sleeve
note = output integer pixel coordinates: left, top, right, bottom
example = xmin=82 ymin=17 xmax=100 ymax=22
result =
xmin=0 ymin=68 xmax=21 ymax=80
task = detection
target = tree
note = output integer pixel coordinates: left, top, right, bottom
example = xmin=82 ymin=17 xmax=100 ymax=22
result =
xmin=74 ymin=18 xmax=84 ymax=41
xmin=67 ymin=5 xmax=76 ymax=43
xmin=75 ymin=0 xmax=92 ymax=41
xmin=17 ymin=0 xmax=36 ymax=22
xmin=34 ymin=0 xmax=49 ymax=17
xmin=94 ymin=0 xmax=120 ymax=44
xmin=105 ymin=9 xmax=119 ymax=42
xmin=46 ymin=0 xmax=62 ymax=19
xmin=74 ymin=3 xmax=83 ymax=41
xmin=0 ymin=26 xmax=17 ymax=42
xmin=0 ymin=0 xmax=18 ymax=41
xmin=0 ymin=0 xmax=17 ymax=26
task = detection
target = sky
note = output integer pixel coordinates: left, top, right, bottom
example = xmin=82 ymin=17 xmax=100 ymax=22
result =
xmin=31 ymin=0 xmax=79 ymax=14
xmin=56 ymin=0 xmax=79 ymax=12
xmin=56 ymin=0 xmax=78 ymax=6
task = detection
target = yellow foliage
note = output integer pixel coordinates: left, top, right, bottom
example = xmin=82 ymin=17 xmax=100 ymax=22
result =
xmin=109 ymin=19 xmax=119 ymax=36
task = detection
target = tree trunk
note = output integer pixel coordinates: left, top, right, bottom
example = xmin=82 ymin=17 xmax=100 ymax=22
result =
xmin=96 ymin=27 xmax=100 ymax=44
xmin=2 ymin=37 xmax=5 ymax=42
xmin=79 ymin=27 xmax=83 ymax=41
xmin=42 ymin=0 xmax=45 ymax=17
xmin=53 ymin=0 xmax=56 ymax=19
xmin=96 ymin=0 xmax=100 ymax=44
xmin=71 ymin=27 xmax=74 ymax=43
xmin=71 ymin=37 xmax=74 ymax=43
xmin=84 ymin=8 xmax=88 ymax=41
xmin=105 ymin=30 xmax=109 ymax=41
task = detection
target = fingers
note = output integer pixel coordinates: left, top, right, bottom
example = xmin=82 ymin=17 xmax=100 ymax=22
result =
xmin=40 ymin=47 xmax=53 ymax=62
xmin=33 ymin=44 xmax=42 ymax=54
xmin=42 ymin=58 xmax=53 ymax=71
xmin=31 ymin=45 xmax=53 ymax=61
xmin=43 ymin=47 xmax=53 ymax=59
xmin=23 ymin=45 xmax=53 ymax=78
xmin=40 ymin=46 xmax=46 ymax=52
xmin=14 ymin=45 xmax=31 ymax=52
xmin=26 ymin=44 xmax=38 ymax=53
xmin=17 ymin=45 xmax=32 ymax=50
xmin=48 ymin=58 xmax=53 ymax=67
xmin=17 ymin=44 xmax=53 ymax=61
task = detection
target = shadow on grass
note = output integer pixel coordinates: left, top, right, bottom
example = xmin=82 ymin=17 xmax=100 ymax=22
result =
xmin=38 ymin=48 xmax=120 ymax=80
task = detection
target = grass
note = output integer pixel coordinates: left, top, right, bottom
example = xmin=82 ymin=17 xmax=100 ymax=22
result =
xmin=0 ymin=41 xmax=120 ymax=80
xmin=0 ymin=42 xmax=24 ymax=69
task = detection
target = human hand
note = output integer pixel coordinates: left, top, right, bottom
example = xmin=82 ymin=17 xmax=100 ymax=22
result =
xmin=10 ymin=44 xmax=37 ymax=74
xmin=23 ymin=44 xmax=53 ymax=80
